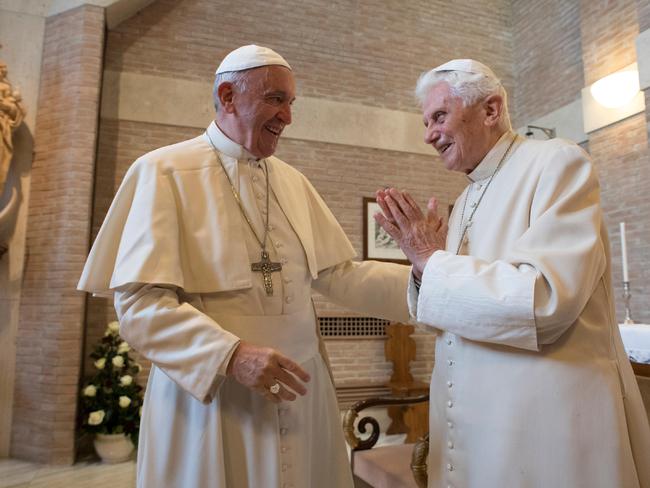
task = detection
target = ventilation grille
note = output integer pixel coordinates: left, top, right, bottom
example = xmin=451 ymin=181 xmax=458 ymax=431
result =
xmin=318 ymin=316 xmax=389 ymax=338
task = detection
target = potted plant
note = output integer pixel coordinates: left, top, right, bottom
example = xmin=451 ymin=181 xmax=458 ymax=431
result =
xmin=79 ymin=320 xmax=144 ymax=463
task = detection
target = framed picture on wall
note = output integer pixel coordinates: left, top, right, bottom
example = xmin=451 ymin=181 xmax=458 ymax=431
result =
xmin=362 ymin=197 xmax=410 ymax=264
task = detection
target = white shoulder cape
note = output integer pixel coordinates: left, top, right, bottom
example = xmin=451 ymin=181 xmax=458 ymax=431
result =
xmin=78 ymin=133 xmax=356 ymax=296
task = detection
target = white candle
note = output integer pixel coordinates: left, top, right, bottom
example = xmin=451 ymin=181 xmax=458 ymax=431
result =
xmin=620 ymin=222 xmax=629 ymax=282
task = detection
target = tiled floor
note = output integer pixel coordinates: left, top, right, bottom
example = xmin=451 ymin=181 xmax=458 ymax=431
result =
xmin=0 ymin=459 xmax=136 ymax=488
xmin=0 ymin=407 xmax=399 ymax=488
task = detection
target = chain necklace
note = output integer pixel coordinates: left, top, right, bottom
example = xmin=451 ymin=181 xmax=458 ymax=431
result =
xmin=206 ymin=132 xmax=282 ymax=296
xmin=455 ymin=134 xmax=518 ymax=255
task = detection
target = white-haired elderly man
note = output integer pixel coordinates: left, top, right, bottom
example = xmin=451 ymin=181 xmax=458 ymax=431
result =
xmin=375 ymin=59 xmax=650 ymax=488
xmin=78 ymin=45 xmax=410 ymax=488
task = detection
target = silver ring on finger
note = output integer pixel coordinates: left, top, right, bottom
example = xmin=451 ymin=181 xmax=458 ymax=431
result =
xmin=269 ymin=382 xmax=281 ymax=395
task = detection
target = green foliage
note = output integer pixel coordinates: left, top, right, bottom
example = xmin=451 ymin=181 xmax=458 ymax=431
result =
xmin=79 ymin=321 xmax=144 ymax=446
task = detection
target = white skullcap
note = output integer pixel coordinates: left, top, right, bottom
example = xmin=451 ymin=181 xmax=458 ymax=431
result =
xmin=215 ymin=45 xmax=291 ymax=75
xmin=432 ymin=59 xmax=498 ymax=79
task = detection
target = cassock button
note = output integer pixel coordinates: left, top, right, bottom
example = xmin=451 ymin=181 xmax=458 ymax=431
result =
xmin=252 ymin=175 xmax=258 ymax=182
xmin=281 ymin=257 xmax=288 ymax=264
xmin=447 ymin=463 xmax=454 ymax=472
xmin=283 ymin=277 xmax=292 ymax=284
xmin=268 ymin=224 xmax=275 ymax=231
xmin=256 ymin=193 xmax=263 ymax=199
xmin=285 ymin=296 xmax=293 ymax=304
xmin=281 ymin=446 xmax=288 ymax=453
xmin=447 ymin=381 xmax=453 ymax=388
xmin=280 ymin=428 xmax=288 ymax=435
xmin=446 ymin=339 xmax=452 ymax=346
xmin=275 ymin=242 xmax=283 ymax=248
xmin=448 ymin=421 xmax=453 ymax=429
xmin=448 ymin=359 xmax=454 ymax=366
xmin=448 ymin=441 xmax=454 ymax=449
xmin=447 ymin=400 xmax=453 ymax=408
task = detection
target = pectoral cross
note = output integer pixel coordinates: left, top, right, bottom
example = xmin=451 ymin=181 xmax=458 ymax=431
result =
xmin=251 ymin=250 xmax=282 ymax=296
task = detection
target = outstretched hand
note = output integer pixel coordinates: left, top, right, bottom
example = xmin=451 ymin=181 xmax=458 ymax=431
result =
xmin=374 ymin=188 xmax=448 ymax=278
xmin=227 ymin=342 xmax=310 ymax=403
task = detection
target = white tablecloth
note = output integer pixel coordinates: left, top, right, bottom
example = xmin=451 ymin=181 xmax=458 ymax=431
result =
xmin=619 ymin=324 xmax=650 ymax=364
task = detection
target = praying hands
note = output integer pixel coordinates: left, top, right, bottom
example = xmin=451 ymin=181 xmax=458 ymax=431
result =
xmin=374 ymin=188 xmax=448 ymax=279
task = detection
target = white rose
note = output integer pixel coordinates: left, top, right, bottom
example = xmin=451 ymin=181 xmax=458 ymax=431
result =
xmin=94 ymin=358 xmax=106 ymax=370
xmin=83 ymin=385 xmax=97 ymax=397
xmin=119 ymin=396 xmax=132 ymax=408
xmin=117 ymin=342 xmax=130 ymax=354
xmin=88 ymin=410 xmax=105 ymax=425
xmin=112 ymin=355 xmax=125 ymax=368
xmin=107 ymin=321 xmax=120 ymax=335
xmin=120 ymin=375 xmax=133 ymax=386
xmin=135 ymin=363 xmax=142 ymax=373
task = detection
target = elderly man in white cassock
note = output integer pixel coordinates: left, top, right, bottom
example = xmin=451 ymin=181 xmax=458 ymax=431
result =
xmin=78 ymin=45 xmax=410 ymax=488
xmin=375 ymin=59 xmax=650 ymax=488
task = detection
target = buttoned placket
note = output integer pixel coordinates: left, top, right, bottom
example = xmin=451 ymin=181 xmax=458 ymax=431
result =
xmin=277 ymin=404 xmax=295 ymax=488
xmin=444 ymin=331 xmax=457 ymax=485
xmin=248 ymin=160 xmax=295 ymax=308
xmin=249 ymin=161 xmax=296 ymax=486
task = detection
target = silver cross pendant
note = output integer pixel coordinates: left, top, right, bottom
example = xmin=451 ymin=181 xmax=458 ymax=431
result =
xmin=251 ymin=250 xmax=282 ymax=296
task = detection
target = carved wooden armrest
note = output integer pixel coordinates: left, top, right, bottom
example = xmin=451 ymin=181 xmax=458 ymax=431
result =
xmin=411 ymin=433 xmax=429 ymax=488
xmin=342 ymin=394 xmax=429 ymax=451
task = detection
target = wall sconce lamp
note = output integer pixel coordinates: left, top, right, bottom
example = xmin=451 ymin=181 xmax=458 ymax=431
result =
xmin=525 ymin=125 xmax=556 ymax=139
xmin=590 ymin=70 xmax=640 ymax=108
xmin=581 ymin=63 xmax=645 ymax=133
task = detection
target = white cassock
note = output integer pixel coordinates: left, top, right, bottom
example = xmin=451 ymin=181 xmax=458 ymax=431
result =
xmin=409 ymin=131 xmax=650 ymax=488
xmin=78 ymin=121 xmax=410 ymax=488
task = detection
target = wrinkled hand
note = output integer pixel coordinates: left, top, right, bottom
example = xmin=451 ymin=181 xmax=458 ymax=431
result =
xmin=227 ymin=341 xmax=310 ymax=403
xmin=374 ymin=188 xmax=448 ymax=278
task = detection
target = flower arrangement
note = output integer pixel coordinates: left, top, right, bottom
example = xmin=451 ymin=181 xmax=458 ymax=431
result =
xmin=80 ymin=320 xmax=143 ymax=446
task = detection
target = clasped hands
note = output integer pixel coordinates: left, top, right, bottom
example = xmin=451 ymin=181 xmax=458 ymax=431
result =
xmin=227 ymin=341 xmax=310 ymax=403
xmin=225 ymin=188 xmax=446 ymax=403
xmin=374 ymin=188 xmax=448 ymax=279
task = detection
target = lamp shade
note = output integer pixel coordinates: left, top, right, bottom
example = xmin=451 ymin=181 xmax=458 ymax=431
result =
xmin=590 ymin=70 xmax=640 ymax=108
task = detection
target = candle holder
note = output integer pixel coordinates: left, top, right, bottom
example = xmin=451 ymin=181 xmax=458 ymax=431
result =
xmin=622 ymin=281 xmax=634 ymax=324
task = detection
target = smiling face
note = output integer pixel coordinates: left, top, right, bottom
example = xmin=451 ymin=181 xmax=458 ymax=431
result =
xmin=218 ymin=65 xmax=295 ymax=159
xmin=422 ymin=82 xmax=499 ymax=174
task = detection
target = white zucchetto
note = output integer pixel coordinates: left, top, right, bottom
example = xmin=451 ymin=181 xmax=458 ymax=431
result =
xmin=215 ymin=45 xmax=292 ymax=75
xmin=432 ymin=59 xmax=498 ymax=79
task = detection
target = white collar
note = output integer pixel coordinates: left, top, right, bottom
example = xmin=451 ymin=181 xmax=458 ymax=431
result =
xmin=205 ymin=120 xmax=260 ymax=166
xmin=466 ymin=130 xmax=519 ymax=183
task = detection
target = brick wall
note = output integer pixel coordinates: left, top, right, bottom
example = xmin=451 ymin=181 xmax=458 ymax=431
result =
xmin=326 ymin=329 xmax=436 ymax=387
xmin=511 ymin=0 xmax=584 ymax=126
xmin=638 ymin=0 xmax=650 ymax=30
xmin=11 ymin=5 xmax=104 ymax=464
xmin=104 ymin=0 xmax=514 ymax=113
xmin=580 ymin=0 xmax=641 ymax=85
xmin=578 ymin=0 xmax=650 ymax=324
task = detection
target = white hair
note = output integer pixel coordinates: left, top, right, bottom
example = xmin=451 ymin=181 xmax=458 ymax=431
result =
xmin=415 ymin=69 xmax=511 ymax=129
xmin=212 ymin=70 xmax=251 ymax=112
